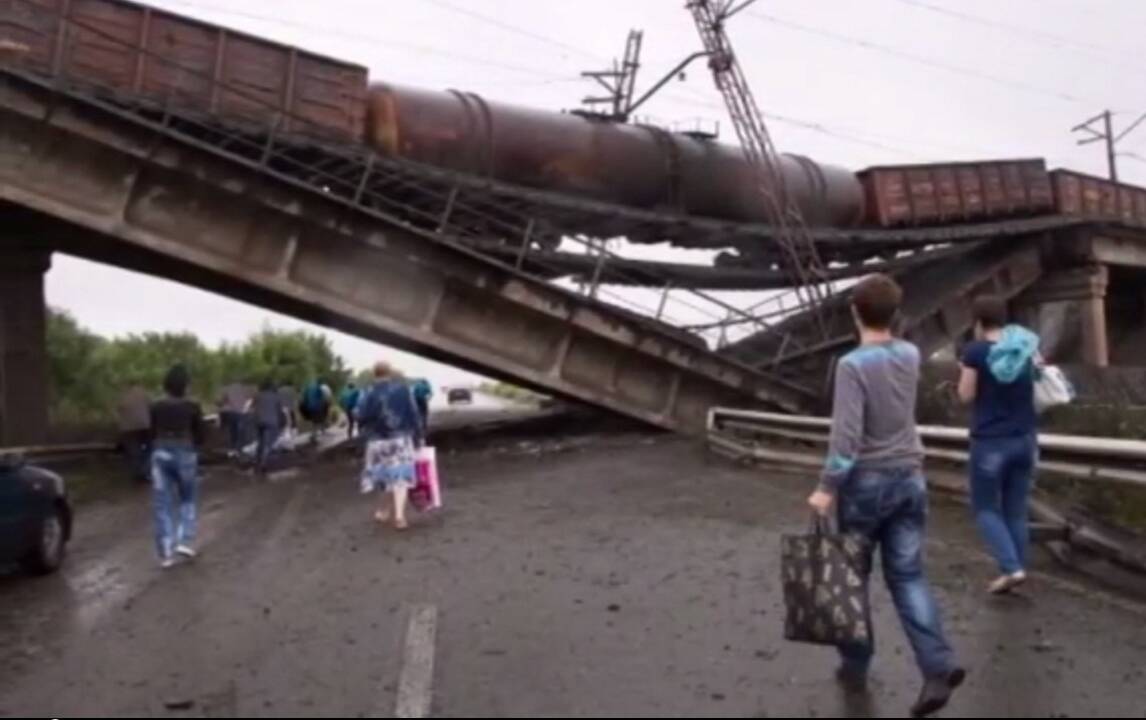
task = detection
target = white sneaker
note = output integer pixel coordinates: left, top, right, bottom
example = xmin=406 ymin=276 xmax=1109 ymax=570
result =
xmin=988 ymin=571 xmax=1027 ymax=595
xmin=176 ymin=545 xmax=197 ymax=560
xmin=161 ymin=557 xmax=177 ymax=570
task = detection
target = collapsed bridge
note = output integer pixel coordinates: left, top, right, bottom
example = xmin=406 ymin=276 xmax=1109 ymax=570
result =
xmin=1 ymin=0 xmax=1144 ymax=445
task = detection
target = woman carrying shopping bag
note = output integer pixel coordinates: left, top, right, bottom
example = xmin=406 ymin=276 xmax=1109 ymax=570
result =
xmin=356 ymin=361 xmax=423 ymax=531
xmin=958 ymin=295 xmax=1046 ymax=595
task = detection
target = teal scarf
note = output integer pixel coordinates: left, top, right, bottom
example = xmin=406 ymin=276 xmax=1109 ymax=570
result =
xmin=986 ymin=324 xmax=1039 ymax=384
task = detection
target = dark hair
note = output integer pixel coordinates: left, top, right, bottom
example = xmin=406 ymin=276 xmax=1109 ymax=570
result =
xmin=850 ymin=274 xmax=902 ymax=330
xmin=260 ymin=378 xmax=276 ymax=392
xmin=972 ymin=295 xmax=1008 ymax=330
xmin=163 ymin=364 xmax=190 ymax=398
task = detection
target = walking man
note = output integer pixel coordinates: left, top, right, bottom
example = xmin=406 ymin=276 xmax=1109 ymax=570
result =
xmin=217 ymin=381 xmax=249 ymax=457
xmin=807 ymin=274 xmax=964 ymax=718
xmin=116 ymin=381 xmax=152 ymax=483
xmin=149 ymin=364 xmax=205 ymax=569
xmin=253 ymin=379 xmax=285 ymax=475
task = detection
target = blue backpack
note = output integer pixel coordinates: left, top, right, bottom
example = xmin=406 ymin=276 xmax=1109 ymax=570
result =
xmin=301 ymin=383 xmax=326 ymax=415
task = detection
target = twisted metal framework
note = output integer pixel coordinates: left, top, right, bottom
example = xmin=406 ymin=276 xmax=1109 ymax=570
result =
xmin=686 ymin=0 xmax=836 ymax=349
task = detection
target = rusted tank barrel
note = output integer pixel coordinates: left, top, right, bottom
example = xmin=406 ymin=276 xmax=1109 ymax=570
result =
xmin=366 ymin=83 xmax=865 ymax=230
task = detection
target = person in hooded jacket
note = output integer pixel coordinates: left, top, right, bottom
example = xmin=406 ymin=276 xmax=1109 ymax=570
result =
xmin=958 ymin=295 xmax=1040 ymax=595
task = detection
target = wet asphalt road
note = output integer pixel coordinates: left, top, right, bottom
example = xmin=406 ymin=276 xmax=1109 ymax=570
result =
xmin=2 ymin=425 xmax=1146 ymax=717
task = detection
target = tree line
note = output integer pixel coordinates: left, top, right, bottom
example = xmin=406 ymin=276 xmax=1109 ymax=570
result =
xmin=47 ymin=309 xmax=355 ymax=424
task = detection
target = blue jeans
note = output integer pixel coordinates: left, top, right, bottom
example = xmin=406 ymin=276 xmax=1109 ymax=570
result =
xmin=151 ymin=445 xmax=199 ymax=559
xmin=970 ymin=434 xmax=1036 ymax=575
xmin=220 ymin=411 xmax=243 ymax=452
xmin=836 ymin=466 xmax=956 ymax=679
xmin=256 ymin=424 xmax=280 ymax=472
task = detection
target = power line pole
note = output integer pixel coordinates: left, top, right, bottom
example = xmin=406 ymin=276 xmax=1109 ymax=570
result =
xmin=1072 ymin=109 xmax=1146 ymax=182
xmin=579 ymin=30 xmax=644 ymax=121
xmin=576 ymin=31 xmax=712 ymax=124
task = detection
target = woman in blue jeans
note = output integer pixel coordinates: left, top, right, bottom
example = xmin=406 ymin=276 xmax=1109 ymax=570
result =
xmin=958 ymin=295 xmax=1039 ymax=594
xmin=149 ymin=364 xmax=206 ymax=569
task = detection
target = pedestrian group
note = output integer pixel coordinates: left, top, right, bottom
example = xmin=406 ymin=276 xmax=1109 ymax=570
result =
xmin=805 ymin=273 xmax=1048 ymax=717
xmin=115 ymin=270 xmax=1050 ymax=717
xmin=116 ymin=365 xmax=433 ymax=568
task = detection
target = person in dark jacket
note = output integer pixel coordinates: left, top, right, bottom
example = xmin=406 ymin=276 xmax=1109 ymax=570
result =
xmin=357 ymin=361 xmax=424 ymax=530
xmin=253 ymin=379 xmax=285 ymax=474
xmin=149 ymin=363 xmax=205 ymax=569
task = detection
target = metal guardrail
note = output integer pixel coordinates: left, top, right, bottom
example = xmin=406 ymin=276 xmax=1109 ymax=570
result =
xmin=707 ymin=406 xmax=1146 ymax=575
xmin=0 ymin=442 xmax=116 ymax=465
xmin=707 ymin=407 xmax=1146 ymax=488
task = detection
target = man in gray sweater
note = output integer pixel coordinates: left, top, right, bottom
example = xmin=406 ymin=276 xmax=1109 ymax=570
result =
xmin=252 ymin=379 xmax=285 ymax=475
xmin=807 ymin=274 xmax=964 ymax=718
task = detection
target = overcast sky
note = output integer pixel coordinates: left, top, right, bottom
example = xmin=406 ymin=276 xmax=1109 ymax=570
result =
xmin=44 ymin=0 xmax=1146 ymax=384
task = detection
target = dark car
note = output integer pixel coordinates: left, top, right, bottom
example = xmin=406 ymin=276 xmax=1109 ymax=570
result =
xmin=447 ymin=388 xmax=473 ymax=405
xmin=0 ymin=454 xmax=72 ymax=575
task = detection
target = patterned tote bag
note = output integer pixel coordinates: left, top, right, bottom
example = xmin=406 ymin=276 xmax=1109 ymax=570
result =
xmin=781 ymin=517 xmax=874 ymax=648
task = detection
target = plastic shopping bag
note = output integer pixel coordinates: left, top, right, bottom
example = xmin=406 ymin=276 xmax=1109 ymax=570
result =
xmin=410 ymin=446 xmax=442 ymax=511
xmin=781 ymin=517 xmax=873 ymax=648
xmin=1034 ymin=365 xmax=1074 ymax=413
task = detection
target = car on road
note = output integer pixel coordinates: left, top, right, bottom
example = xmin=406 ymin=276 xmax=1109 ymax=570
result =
xmin=0 ymin=454 xmax=72 ymax=575
xmin=447 ymin=388 xmax=473 ymax=405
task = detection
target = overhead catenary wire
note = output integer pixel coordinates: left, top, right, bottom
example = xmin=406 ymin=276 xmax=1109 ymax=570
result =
xmin=891 ymin=0 xmax=1142 ymax=70
xmin=420 ymin=0 xmax=607 ymax=63
xmin=663 ymin=92 xmax=944 ymax=160
xmin=746 ymin=8 xmax=1112 ymax=107
xmin=155 ymin=0 xmax=580 ymax=80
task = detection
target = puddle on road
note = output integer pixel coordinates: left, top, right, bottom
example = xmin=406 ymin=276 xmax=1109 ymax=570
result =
xmin=69 ymin=557 xmax=138 ymax=631
xmin=66 ymin=503 xmax=230 ymax=632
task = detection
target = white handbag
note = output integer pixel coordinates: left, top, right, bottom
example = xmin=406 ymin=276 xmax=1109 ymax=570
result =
xmin=1033 ymin=365 xmax=1074 ymax=413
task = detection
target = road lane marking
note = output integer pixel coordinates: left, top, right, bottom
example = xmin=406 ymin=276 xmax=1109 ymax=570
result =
xmin=395 ymin=604 xmax=438 ymax=718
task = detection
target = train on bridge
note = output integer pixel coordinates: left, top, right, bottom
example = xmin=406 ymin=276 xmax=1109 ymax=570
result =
xmin=4 ymin=0 xmax=1146 ymax=259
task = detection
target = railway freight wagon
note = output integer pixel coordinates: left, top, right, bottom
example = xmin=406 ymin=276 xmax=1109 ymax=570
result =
xmin=1051 ymin=169 xmax=1146 ymax=228
xmin=0 ymin=0 xmax=368 ymax=144
xmin=3 ymin=0 xmax=1146 ymax=240
xmin=859 ymin=159 xmax=1055 ymax=227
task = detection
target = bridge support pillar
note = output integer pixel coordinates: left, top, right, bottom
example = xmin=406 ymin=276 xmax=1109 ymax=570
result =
xmin=1014 ymin=265 xmax=1109 ymax=367
xmin=0 ymin=247 xmax=52 ymax=447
